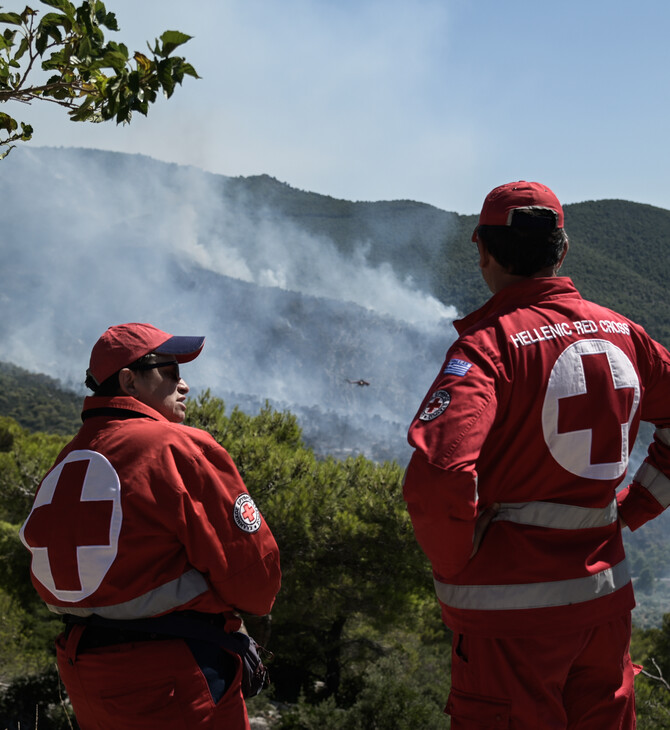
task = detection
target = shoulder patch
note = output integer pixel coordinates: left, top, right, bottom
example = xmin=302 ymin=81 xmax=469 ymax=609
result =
xmin=233 ymin=494 xmax=262 ymax=533
xmin=419 ymin=390 xmax=451 ymax=421
xmin=444 ymin=358 xmax=473 ymax=377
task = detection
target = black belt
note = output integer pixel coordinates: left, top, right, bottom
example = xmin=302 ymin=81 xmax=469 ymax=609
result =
xmin=63 ymin=610 xmax=228 ymax=652
xmin=61 ymin=611 xmax=270 ymax=697
xmin=64 ymin=622 xmax=172 ymax=651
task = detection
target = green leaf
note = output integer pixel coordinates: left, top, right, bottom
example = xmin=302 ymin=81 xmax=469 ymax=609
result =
xmin=127 ymin=69 xmax=139 ymax=93
xmin=158 ymin=30 xmax=192 ymax=57
xmin=102 ymin=11 xmax=118 ymax=31
xmin=51 ymin=86 xmax=69 ymax=100
xmin=14 ymin=35 xmax=29 ymax=61
xmin=41 ymin=51 xmax=67 ymax=70
xmin=20 ymin=7 xmax=38 ymax=24
xmin=115 ymin=106 xmax=132 ymax=124
xmin=38 ymin=11 xmax=70 ymax=30
xmin=105 ymin=41 xmax=129 ymax=61
xmin=180 ymin=62 xmax=200 ymax=79
xmin=77 ymin=36 xmax=92 ymax=60
xmin=0 ymin=112 xmax=18 ymax=133
xmin=68 ymin=103 xmax=95 ymax=122
xmin=101 ymin=48 xmax=128 ymax=72
xmin=35 ymin=31 xmax=48 ymax=55
xmin=40 ymin=0 xmax=76 ymax=19
xmin=0 ymin=12 xmax=23 ymax=25
xmin=36 ymin=14 xmax=67 ymax=53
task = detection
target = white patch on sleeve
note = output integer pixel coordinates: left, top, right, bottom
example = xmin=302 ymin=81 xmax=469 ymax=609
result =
xmin=419 ymin=390 xmax=451 ymax=421
xmin=233 ymin=494 xmax=262 ymax=533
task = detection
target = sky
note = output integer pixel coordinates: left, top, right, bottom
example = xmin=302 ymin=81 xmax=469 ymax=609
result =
xmin=5 ymin=0 xmax=670 ymax=216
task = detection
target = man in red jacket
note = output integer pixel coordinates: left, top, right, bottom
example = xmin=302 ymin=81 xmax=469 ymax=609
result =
xmin=20 ymin=322 xmax=281 ymax=730
xmin=404 ymin=181 xmax=670 ymax=729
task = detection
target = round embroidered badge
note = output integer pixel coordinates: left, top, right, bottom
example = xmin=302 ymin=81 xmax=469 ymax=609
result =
xmin=233 ymin=494 xmax=262 ymax=533
xmin=419 ymin=389 xmax=451 ymax=421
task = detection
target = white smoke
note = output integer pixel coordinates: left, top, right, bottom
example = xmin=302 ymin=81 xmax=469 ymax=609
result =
xmin=164 ymin=172 xmax=456 ymax=329
xmin=0 ymin=146 xmax=457 ymax=462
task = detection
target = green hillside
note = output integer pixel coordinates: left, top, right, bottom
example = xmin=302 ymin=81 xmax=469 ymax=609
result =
xmin=222 ymin=173 xmax=458 ymax=293
xmin=561 ymin=200 xmax=670 ymax=344
xmin=0 ymin=362 xmax=80 ymax=434
xmin=223 ymin=175 xmax=670 ymax=346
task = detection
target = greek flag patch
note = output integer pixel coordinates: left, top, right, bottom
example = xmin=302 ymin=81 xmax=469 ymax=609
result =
xmin=444 ymin=358 xmax=473 ymax=377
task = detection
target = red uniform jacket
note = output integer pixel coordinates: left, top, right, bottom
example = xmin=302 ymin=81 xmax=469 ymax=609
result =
xmin=20 ymin=396 xmax=281 ymax=625
xmin=404 ymin=277 xmax=670 ymax=637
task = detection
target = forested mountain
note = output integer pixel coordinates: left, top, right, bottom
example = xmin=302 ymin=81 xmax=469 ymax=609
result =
xmin=0 ymin=363 xmax=80 ymax=435
xmin=206 ymin=167 xmax=670 ymax=343
xmin=561 ymin=200 xmax=670 ymax=343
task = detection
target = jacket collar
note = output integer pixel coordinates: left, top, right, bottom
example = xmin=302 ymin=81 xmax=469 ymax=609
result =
xmin=81 ymin=395 xmax=168 ymax=422
xmin=454 ymin=277 xmax=580 ymax=336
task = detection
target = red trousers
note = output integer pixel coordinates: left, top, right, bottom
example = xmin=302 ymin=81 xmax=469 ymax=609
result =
xmin=446 ymin=614 xmax=637 ymax=729
xmin=56 ymin=626 xmax=250 ymax=730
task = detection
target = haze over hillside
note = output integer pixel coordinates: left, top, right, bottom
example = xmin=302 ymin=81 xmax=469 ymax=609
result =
xmin=1 ymin=146 xmax=668 ymax=465
xmin=0 ymin=147 xmax=461 ymax=462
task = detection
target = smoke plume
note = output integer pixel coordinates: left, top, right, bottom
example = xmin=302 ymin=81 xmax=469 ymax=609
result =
xmin=0 ymin=147 xmax=457 ymax=462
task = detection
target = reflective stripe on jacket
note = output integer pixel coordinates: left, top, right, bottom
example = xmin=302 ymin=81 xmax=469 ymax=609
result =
xmin=45 ymin=569 xmax=209 ymax=619
xmin=434 ymin=498 xmax=628 ymax=612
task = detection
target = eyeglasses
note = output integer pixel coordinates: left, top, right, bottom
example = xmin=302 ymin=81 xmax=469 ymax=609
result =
xmin=131 ymin=360 xmax=181 ymax=382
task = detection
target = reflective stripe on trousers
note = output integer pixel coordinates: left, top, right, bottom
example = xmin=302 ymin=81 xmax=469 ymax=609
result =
xmin=45 ymin=568 xmax=209 ymax=619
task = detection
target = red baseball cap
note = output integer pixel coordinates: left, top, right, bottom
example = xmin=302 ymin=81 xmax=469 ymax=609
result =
xmin=86 ymin=322 xmax=205 ymax=386
xmin=472 ymin=181 xmax=564 ymax=241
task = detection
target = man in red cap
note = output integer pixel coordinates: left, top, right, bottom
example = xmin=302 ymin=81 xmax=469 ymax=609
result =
xmin=20 ymin=323 xmax=281 ymax=729
xmin=404 ymin=182 xmax=670 ymax=728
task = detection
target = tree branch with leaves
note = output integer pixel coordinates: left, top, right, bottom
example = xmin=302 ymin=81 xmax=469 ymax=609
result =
xmin=0 ymin=0 xmax=199 ymax=158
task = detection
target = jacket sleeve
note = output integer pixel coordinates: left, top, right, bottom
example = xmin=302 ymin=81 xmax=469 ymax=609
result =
xmin=404 ymin=343 xmax=498 ymax=579
xmin=166 ymin=434 xmax=281 ymax=615
xmin=617 ymin=336 xmax=670 ymax=531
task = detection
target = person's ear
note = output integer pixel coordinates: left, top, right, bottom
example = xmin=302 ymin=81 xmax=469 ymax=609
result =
xmin=477 ymin=239 xmax=490 ymax=269
xmin=118 ymin=368 xmax=138 ymax=396
xmin=556 ymin=237 xmax=569 ymax=272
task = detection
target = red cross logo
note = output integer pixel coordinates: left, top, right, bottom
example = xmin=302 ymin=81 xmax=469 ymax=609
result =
xmin=542 ymin=340 xmax=640 ymax=480
xmin=22 ymin=459 xmax=114 ymax=592
xmin=425 ymin=397 xmax=443 ymax=415
xmin=419 ymin=389 xmax=451 ymax=421
xmin=20 ymin=450 xmax=122 ymax=600
xmin=233 ymin=493 xmax=262 ymax=533
xmin=557 ymin=352 xmax=636 ymax=465
xmin=241 ymin=502 xmax=257 ymax=523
